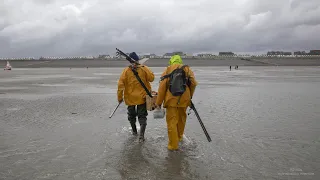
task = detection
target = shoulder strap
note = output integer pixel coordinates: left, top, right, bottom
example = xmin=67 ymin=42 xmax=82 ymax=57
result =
xmin=180 ymin=65 xmax=188 ymax=69
xmin=160 ymin=64 xmax=189 ymax=81
xmin=129 ymin=66 xmax=153 ymax=98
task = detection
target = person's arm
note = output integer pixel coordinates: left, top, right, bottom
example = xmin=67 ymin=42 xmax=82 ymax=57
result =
xmin=143 ymin=66 xmax=155 ymax=82
xmin=155 ymin=68 xmax=168 ymax=107
xmin=188 ymin=67 xmax=198 ymax=98
xmin=117 ymin=68 xmax=126 ymax=102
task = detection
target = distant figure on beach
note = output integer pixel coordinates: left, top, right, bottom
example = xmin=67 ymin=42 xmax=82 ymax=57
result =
xmin=235 ymin=65 xmax=238 ymax=70
xmin=230 ymin=66 xmax=231 ymax=71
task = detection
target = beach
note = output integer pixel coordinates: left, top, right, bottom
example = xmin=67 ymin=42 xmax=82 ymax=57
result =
xmin=0 ymin=66 xmax=319 ymax=179
xmin=2 ymin=58 xmax=320 ymax=68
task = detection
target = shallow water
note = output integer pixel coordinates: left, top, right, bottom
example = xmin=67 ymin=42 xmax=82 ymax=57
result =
xmin=0 ymin=66 xmax=319 ymax=180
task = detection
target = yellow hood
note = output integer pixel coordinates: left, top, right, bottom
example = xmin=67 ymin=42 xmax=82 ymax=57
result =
xmin=169 ymin=55 xmax=183 ymax=65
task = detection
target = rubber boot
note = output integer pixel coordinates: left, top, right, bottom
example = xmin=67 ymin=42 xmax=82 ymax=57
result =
xmin=130 ymin=122 xmax=138 ymax=135
xmin=139 ymin=124 xmax=146 ymax=142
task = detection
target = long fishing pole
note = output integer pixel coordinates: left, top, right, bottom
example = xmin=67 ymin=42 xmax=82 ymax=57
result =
xmin=109 ymin=101 xmax=122 ymax=118
xmin=189 ymin=101 xmax=212 ymax=142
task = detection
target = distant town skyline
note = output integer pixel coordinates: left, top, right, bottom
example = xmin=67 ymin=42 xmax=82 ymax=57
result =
xmin=1 ymin=49 xmax=319 ymax=60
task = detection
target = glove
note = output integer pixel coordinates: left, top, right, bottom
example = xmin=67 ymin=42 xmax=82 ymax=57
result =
xmin=118 ymin=99 xmax=123 ymax=103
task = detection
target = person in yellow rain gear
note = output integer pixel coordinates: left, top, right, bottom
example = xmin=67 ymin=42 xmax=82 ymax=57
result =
xmin=155 ymin=55 xmax=198 ymax=151
xmin=117 ymin=52 xmax=155 ymax=142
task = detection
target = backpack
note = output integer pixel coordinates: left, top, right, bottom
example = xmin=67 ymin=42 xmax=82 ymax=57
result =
xmin=160 ymin=65 xmax=189 ymax=96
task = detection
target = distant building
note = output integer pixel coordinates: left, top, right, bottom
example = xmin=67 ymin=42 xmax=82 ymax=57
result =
xmin=267 ymin=51 xmax=281 ymax=55
xmin=219 ymin=52 xmax=234 ymax=56
xmin=98 ymin=55 xmax=110 ymax=59
xmin=172 ymin=51 xmax=185 ymax=56
xmin=163 ymin=52 xmax=175 ymax=57
xmin=294 ymin=51 xmax=307 ymax=55
xmin=267 ymin=51 xmax=292 ymax=56
xmin=163 ymin=52 xmax=185 ymax=58
xmin=197 ymin=54 xmax=214 ymax=57
xmin=309 ymin=50 xmax=320 ymax=55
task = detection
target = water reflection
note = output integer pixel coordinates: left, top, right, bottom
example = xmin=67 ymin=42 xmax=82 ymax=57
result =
xmin=116 ymin=135 xmax=194 ymax=180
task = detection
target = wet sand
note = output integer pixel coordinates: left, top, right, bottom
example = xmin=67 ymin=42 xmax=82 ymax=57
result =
xmin=0 ymin=67 xmax=319 ymax=180
xmin=2 ymin=58 xmax=320 ymax=68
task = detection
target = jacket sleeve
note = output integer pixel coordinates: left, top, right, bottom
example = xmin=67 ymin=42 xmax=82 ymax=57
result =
xmin=155 ymin=68 xmax=168 ymax=106
xmin=187 ymin=67 xmax=198 ymax=98
xmin=143 ymin=66 xmax=155 ymax=82
xmin=117 ymin=68 xmax=126 ymax=101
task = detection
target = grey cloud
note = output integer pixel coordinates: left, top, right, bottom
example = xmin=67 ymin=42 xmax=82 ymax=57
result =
xmin=0 ymin=0 xmax=319 ymax=58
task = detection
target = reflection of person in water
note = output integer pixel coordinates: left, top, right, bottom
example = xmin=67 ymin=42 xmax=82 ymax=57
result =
xmin=114 ymin=135 xmax=194 ymax=180
xmin=116 ymin=136 xmax=150 ymax=179
xmin=163 ymin=152 xmax=186 ymax=179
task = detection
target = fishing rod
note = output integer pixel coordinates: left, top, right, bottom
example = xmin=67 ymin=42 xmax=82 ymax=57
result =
xmin=109 ymin=101 xmax=122 ymax=118
xmin=115 ymin=48 xmax=153 ymax=98
xmin=116 ymin=48 xmax=140 ymax=65
xmin=189 ymin=101 xmax=212 ymax=142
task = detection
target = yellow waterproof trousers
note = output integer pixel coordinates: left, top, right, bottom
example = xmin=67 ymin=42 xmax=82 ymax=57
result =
xmin=166 ymin=107 xmax=187 ymax=150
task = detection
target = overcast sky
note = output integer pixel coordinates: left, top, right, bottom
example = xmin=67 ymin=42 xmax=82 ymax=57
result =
xmin=0 ymin=0 xmax=319 ymax=58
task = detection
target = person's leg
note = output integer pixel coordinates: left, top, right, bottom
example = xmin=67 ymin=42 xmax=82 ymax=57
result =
xmin=137 ymin=103 xmax=148 ymax=141
xmin=177 ymin=107 xmax=187 ymax=141
xmin=127 ymin=105 xmax=137 ymax=135
xmin=166 ymin=107 xmax=179 ymax=150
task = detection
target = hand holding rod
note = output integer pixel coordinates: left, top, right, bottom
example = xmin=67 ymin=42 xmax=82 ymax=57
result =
xmin=109 ymin=101 xmax=122 ymax=118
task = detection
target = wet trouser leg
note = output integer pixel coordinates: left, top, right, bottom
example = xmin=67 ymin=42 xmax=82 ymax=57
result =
xmin=127 ymin=105 xmax=137 ymax=135
xmin=137 ymin=103 xmax=148 ymax=141
xmin=137 ymin=103 xmax=148 ymax=126
xmin=177 ymin=107 xmax=187 ymax=141
xmin=166 ymin=107 xmax=187 ymax=150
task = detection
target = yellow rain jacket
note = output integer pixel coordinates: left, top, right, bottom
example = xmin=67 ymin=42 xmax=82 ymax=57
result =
xmin=155 ymin=55 xmax=198 ymax=150
xmin=117 ymin=65 xmax=155 ymax=105
xmin=156 ymin=55 xmax=198 ymax=108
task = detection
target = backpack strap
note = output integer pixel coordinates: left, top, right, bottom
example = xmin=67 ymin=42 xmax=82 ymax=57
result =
xmin=158 ymin=64 xmax=190 ymax=105
xmin=180 ymin=64 xmax=188 ymax=69
xmin=177 ymin=65 xmax=190 ymax=105
xmin=160 ymin=64 xmax=188 ymax=81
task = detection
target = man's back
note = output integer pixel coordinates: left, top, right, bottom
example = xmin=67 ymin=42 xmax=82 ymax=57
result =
xmin=118 ymin=65 xmax=155 ymax=105
xmin=156 ymin=64 xmax=197 ymax=108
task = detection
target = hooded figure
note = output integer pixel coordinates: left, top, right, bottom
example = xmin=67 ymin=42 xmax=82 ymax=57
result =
xmin=155 ymin=55 xmax=198 ymax=151
xmin=117 ymin=52 xmax=155 ymax=142
xmin=168 ymin=55 xmax=183 ymax=65
xmin=129 ymin=52 xmax=140 ymax=61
